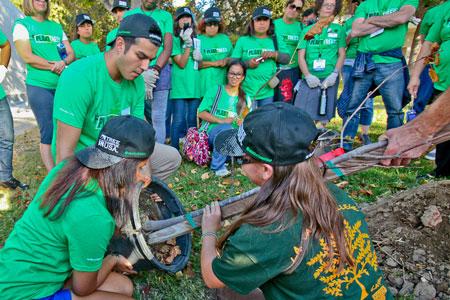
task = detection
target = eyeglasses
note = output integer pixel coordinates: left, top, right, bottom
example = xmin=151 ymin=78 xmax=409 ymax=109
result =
xmin=228 ymin=72 xmax=244 ymax=78
xmin=205 ymin=21 xmax=219 ymax=27
xmin=288 ymin=4 xmax=302 ymax=12
xmin=322 ymin=3 xmax=336 ymax=8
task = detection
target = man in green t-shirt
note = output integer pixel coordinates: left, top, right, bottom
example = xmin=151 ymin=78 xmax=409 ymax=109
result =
xmin=124 ymin=0 xmax=174 ymax=144
xmin=53 ymin=14 xmax=181 ymax=181
xmin=0 ymin=30 xmax=28 ymax=190
xmin=342 ymin=0 xmax=418 ymax=151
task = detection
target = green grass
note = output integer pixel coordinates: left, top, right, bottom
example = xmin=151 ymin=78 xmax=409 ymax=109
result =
xmin=0 ymin=97 xmax=435 ymax=299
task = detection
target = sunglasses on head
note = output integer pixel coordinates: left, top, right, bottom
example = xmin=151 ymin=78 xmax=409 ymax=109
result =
xmin=205 ymin=21 xmax=219 ymax=27
xmin=288 ymin=4 xmax=302 ymax=12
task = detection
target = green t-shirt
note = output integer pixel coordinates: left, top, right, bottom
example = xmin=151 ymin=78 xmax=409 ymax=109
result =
xmin=124 ymin=7 xmax=173 ymax=65
xmin=0 ymin=29 xmax=7 ymax=100
xmin=105 ymin=27 xmax=118 ymax=51
xmin=355 ymin=0 xmax=419 ymax=64
xmin=231 ymin=36 xmax=276 ymax=100
xmin=13 ymin=16 xmax=65 ymax=89
xmin=0 ymin=162 xmax=115 ymax=300
xmin=298 ymin=23 xmax=346 ymax=78
xmin=51 ymin=53 xmax=145 ymax=158
xmin=212 ymin=184 xmax=392 ymax=300
xmin=419 ymin=4 xmax=442 ymax=36
xmin=170 ymin=36 xmax=200 ymax=99
xmin=198 ymin=34 xmax=233 ymax=98
xmin=197 ymin=85 xmax=251 ymax=133
xmin=425 ymin=1 xmax=450 ymax=92
xmin=273 ymin=18 xmax=303 ymax=68
xmin=71 ymin=39 xmax=100 ymax=60
xmin=344 ymin=16 xmax=360 ymax=59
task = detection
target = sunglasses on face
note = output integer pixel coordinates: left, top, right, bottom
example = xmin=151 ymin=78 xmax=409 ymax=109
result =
xmin=288 ymin=4 xmax=302 ymax=12
xmin=205 ymin=21 xmax=219 ymax=27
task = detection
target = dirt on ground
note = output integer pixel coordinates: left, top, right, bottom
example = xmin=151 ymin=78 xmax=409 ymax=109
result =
xmin=362 ymin=180 xmax=450 ymax=300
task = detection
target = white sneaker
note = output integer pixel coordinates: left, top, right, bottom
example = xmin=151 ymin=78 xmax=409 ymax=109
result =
xmin=215 ymin=168 xmax=231 ymax=177
xmin=425 ymin=149 xmax=436 ymax=161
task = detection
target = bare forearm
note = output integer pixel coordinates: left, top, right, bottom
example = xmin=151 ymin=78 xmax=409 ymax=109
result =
xmin=351 ymin=22 xmax=382 ymax=38
xmin=155 ymin=33 xmax=172 ymax=68
xmin=298 ymin=51 xmax=310 ymax=76
xmin=0 ymin=42 xmax=11 ymax=67
xmin=25 ymin=54 xmax=54 ymax=70
xmin=366 ymin=6 xmax=416 ymax=28
xmin=201 ymin=237 xmax=224 ymax=288
xmin=334 ymin=49 xmax=345 ymax=72
xmin=198 ymin=111 xmax=224 ymax=124
xmin=173 ymin=48 xmax=190 ymax=68
xmin=410 ymin=41 xmax=432 ymax=79
xmin=96 ymin=255 xmax=118 ymax=288
xmin=411 ymin=89 xmax=450 ymax=136
xmin=200 ymin=60 xmax=218 ymax=69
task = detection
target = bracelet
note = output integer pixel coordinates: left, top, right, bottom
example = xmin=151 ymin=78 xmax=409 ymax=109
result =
xmin=151 ymin=64 xmax=162 ymax=73
xmin=201 ymin=231 xmax=217 ymax=240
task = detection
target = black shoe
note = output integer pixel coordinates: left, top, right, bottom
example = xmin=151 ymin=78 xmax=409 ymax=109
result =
xmin=0 ymin=177 xmax=29 ymax=190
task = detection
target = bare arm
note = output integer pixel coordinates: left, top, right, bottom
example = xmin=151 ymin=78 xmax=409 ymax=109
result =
xmin=55 ymin=121 xmax=82 ymax=164
xmin=155 ymin=32 xmax=172 ymax=68
xmin=350 ymin=18 xmax=383 ymax=38
xmin=172 ymin=47 xmax=191 ymax=68
xmin=14 ymin=39 xmax=55 ymax=70
xmin=367 ymin=5 xmax=416 ymax=28
xmin=407 ymin=41 xmax=432 ymax=98
xmin=0 ymin=40 xmax=11 ymax=67
xmin=62 ymin=39 xmax=75 ymax=65
xmin=334 ymin=47 xmax=346 ymax=72
xmin=298 ymin=49 xmax=310 ymax=76
xmin=198 ymin=111 xmax=233 ymax=124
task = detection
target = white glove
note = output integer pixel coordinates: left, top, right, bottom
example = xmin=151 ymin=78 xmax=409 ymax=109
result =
xmin=143 ymin=68 xmax=159 ymax=99
xmin=305 ymin=74 xmax=321 ymax=89
xmin=0 ymin=65 xmax=8 ymax=84
xmin=193 ymin=49 xmax=202 ymax=62
xmin=321 ymin=71 xmax=338 ymax=89
xmin=180 ymin=28 xmax=193 ymax=48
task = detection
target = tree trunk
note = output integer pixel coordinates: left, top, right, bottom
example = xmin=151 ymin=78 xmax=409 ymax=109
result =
xmin=408 ymin=2 xmax=428 ymax=65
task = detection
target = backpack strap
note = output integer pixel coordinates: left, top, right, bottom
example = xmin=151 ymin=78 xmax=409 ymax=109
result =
xmin=201 ymin=85 xmax=223 ymax=132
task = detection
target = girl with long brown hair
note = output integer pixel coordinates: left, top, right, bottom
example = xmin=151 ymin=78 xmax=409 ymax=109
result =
xmin=201 ymin=103 xmax=391 ymax=299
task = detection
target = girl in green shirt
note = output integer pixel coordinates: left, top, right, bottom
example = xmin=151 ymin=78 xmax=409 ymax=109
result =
xmin=70 ymin=13 xmax=100 ymax=60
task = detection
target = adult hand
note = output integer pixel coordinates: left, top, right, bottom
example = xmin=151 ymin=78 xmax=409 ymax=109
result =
xmin=202 ymin=201 xmax=222 ymax=234
xmin=215 ymin=59 xmax=227 ymax=67
xmin=0 ymin=65 xmax=7 ymax=83
xmin=220 ymin=117 xmax=234 ymax=124
xmin=321 ymin=71 xmax=338 ymax=89
xmin=305 ymin=74 xmax=321 ymax=89
xmin=193 ymin=49 xmax=202 ymax=62
xmin=143 ymin=68 xmax=159 ymax=99
xmin=113 ymin=255 xmax=137 ymax=275
xmin=180 ymin=28 xmax=193 ymax=48
xmin=407 ymin=76 xmax=420 ymax=99
xmin=51 ymin=61 xmax=66 ymax=75
xmin=248 ymin=58 xmax=261 ymax=69
xmin=261 ymin=51 xmax=277 ymax=60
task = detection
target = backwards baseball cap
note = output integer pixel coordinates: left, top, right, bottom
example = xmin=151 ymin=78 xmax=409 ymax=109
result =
xmin=112 ymin=0 xmax=130 ymax=11
xmin=76 ymin=14 xmax=94 ymax=27
xmin=175 ymin=7 xmax=194 ymax=21
xmin=214 ymin=103 xmax=319 ymax=166
xmin=76 ymin=115 xmax=156 ymax=169
xmin=252 ymin=6 xmax=272 ymax=19
xmin=204 ymin=7 xmax=221 ymax=22
xmin=108 ymin=14 xmax=162 ymax=47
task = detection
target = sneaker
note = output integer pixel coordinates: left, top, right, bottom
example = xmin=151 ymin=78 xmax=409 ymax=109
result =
xmin=425 ymin=149 xmax=436 ymax=161
xmin=0 ymin=177 xmax=29 ymax=190
xmin=360 ymin=134 xmax=372 ymax=146
xmin=215 ymin=168 xmax=231 ymax=177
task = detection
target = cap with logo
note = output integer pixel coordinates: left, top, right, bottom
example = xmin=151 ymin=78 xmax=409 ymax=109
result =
xmin=76 ymin=115 xmax=156 ymax=169
xmin=252 ymin=6 xmax=272 ymax=20
xmin=203 ymin=7 xmax=221 ymax=22
xmin=175 ymin=7 xmax=194 ymax=21
xmin=112 ymin=0 xmax=130 ymax=12
xmin=214 ymin=102 xmax=319 ymax=166
xmin=107 ymin=14 xmax=162 ymax=47
xmin=76 ymin=14 xmax=94 ymax=27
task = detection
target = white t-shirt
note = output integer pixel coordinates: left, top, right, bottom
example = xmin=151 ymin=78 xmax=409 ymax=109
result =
xmin=13 ymin=23 xmax=68 ymax=42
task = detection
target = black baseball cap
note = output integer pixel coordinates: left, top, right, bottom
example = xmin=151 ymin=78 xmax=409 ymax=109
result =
xmin=214 ymin=103 xmax=318 ymax=166
xmin=108 ymin=14 xmax=162 ymax=47
xmin=76 ymin=115 xmax=156 ymax=169
xmin=204 ymin=7 xmax=221 ymax=22
xmin=252 ymin=6 xmax=272 ymax=19
xmin=175 ymin=7 xmax=194 ymax=21
xmin=112 ymin=0 xmax=130 ymax=11
xmin=76 ymin=14 xmax=94 ymax=27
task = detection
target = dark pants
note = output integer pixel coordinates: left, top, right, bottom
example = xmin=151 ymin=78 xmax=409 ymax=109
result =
xmin=436 ymin=141 xmax=450 ymax=177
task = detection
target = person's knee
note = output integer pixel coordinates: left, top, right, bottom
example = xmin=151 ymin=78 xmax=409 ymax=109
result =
xmin=121 ymin=275 xmax=134 ymax=296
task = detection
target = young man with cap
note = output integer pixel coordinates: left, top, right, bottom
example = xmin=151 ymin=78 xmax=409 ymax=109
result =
xmin=123 ymin=0 xmax=174 ymax=144
xmin=105 ymin=0 xmax=130 ymax=51
xmin=0 ymin=115 xmax=155 ymax=299
xmin=71 ymin=13 xmax=100 ymax=60
xmin=200 ymin=102 xmax=391 ymax=300
xmin=52 ymin=14 xmax=181 ymax=181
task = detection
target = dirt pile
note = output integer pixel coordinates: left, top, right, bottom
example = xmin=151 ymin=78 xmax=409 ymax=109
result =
xmin=362 ymin=180 xmax=450 ymax=299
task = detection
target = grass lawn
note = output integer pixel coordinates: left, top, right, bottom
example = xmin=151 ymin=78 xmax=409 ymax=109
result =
xmin=0 ymin=98 xmax=435 ymax=299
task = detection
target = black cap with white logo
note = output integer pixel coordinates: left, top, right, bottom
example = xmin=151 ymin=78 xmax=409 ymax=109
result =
xmin=175 ymin=7 xmax=194 ymax=21
xmin=108 ymin=14 xmax=162 ymax=47
xmin=76 ymin=14 xmax=94 ymax=27
xmin=252 ymin=6 xmax=272 ymax=19
xmin=112 ymin=0 xmax=130 ymax=11
xmin=76 ymin=115 xmax=156 ymax=169
xmin=204 ymin=7 xmax=221 ymax=22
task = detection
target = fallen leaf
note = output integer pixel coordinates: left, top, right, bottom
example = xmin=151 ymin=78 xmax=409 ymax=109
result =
xmin=168 ymin=183 xmax=174 ymax=189
xmin=222 ymin=178 xmax=233 ymax=185
xmin=166 ymin=239 xmax=177 ymax=246
xmin=359 ymin=189 xmax=373 ymax=196
xmin=191 ymin=169 xmax=197 ymax=174
xmin=174 ymin=177 xmax=180 ymax=182
xmin=233 ymin=180 xmax=241 ymax=187
xmin=201 ymin=172 xmax=210 ymax=180
xmin=180 ymin=171 xmax=187 ymax=177
xmin=336 ymin=181 xmax=349 ymax=189
xmin=183 ymin=262 xmax=195 ymax=278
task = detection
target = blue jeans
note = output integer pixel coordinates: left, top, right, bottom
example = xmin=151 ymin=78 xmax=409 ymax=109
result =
xmin=144 ymin=90 xmax=169 ymax=144
xmin=414 ymin=64 xmax=434 ymax=114
xmin=340 ymin=65 xmax=374 ymax=126
xmin=170 ymin=98 xmax=200 ymax=150
xmin=343 ymin=62 xmax=404 ymax=149
xmin=26 ymin=84 xmax=55 ymax=145
xmin=166 ymin=99 xmax=173 ymax=140
xmin=252 ymin=96 xmax=273 ymax=110
xmin=0 ymin=99 xmax=14 ymax=181
xmin=208 ymin=123 xmax=233 ymax=171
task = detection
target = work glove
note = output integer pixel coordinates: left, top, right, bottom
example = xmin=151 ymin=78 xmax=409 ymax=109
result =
xmin=193 ymin=49 xmax=202 ymax=62
xmin=143 ymin=68 xmax=159 ymax=99
xmin=305 ymin=74 xmax=321 ymax=89
xmin=321 ymin=71 xmax=338 ymax=89
xmin=180 ymin=28 xmax=193 ymax=48
xmin=0 ymin=65 xmax=8 ymax=84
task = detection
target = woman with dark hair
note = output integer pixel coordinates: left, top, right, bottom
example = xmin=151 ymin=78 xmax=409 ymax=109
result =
xmin=0 ymin=115 xmax=155 ymax=299
xmin=231 ymin=6 xmax=289 ymax=108
xmin=295 ymin=0 xmax=345 ymax=127
xmin=71 ymin=13 xmax=100 ymax=60
xmin=170 ymin=6 xmax=200 ymax=150
xmin=198 ymin=60 xmax=251 ymax=177
xmin=13 ymin=0 xmax=75 ymax=171
xmin=200 ymin=103 xmax=391 ymax=299
xmin=196 ymin=7 xmax=233 ymax=99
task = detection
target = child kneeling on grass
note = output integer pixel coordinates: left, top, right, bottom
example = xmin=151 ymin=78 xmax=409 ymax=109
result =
xmin=200 ymin=102 xmax=392 ymax=300
xmin=0 ymin=116 xmax=155 ymax=300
